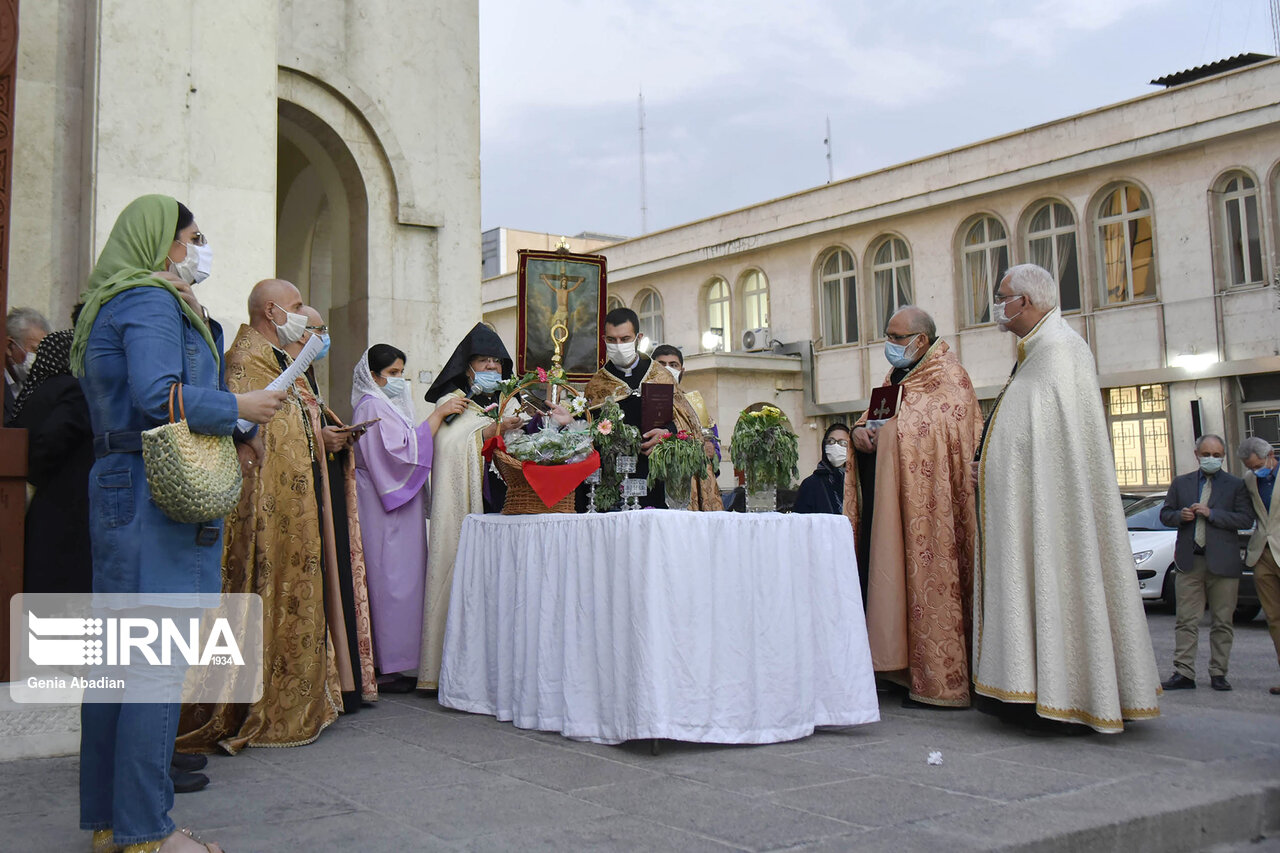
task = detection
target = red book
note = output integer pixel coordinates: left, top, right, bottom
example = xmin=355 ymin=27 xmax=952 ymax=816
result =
xmin=866 ymin=385 xmax=902 ymax=424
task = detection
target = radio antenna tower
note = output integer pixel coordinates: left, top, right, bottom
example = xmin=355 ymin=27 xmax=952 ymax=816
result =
xmin=638 ymin=90 xmax=648 ymax=234
xmin=824 ymin=116 xmax=834 ymax=184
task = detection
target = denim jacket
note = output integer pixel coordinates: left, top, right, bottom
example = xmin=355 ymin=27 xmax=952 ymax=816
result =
xmin=79 ymin=287 xmax=240 ymax=594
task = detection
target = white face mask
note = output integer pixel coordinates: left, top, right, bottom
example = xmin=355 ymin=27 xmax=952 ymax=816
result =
xmin=11 ymin=349 xmax=35 ymax=383
xmin=993 ymin=296 xmax=1024 ymax=326
xmin=825 ymin=444 xmax=848 ymax=467
xmin=606 ymin=340 xmax=638 ymax=367
xmin=169 ymin=244 xmax=200 ymax=286
xmin=662 ymin=364 xmax=682 ymax=383
xmin=193 ymin=243 xmax=213 ymax=283
xmin=271 ymin=303 xmax=308 ymax=346
xmin=382 ymin=376 xmax=407 ymax=398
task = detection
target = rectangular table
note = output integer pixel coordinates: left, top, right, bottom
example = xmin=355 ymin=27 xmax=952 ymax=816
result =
xmin=437 ymin=511 xmax=879 ymax=744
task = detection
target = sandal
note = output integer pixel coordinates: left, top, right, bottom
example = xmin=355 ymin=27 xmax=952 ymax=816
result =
xmin=92 ymin=828 xmax=121 ymax=853
xmin=121 ymin=828 xmax=224 ymax=853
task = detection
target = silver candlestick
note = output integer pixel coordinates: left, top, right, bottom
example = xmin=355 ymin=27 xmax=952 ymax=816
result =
xmin=584 ymin=467 xmax=602 ymax=513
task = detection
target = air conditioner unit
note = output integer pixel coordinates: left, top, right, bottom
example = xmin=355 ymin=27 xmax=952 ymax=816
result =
xmin=741 ymin=327 xmax=770 ymax=351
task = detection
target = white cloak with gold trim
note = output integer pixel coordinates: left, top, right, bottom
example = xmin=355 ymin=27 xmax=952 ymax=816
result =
xmin=417 ymin=396 xmax=488 ymax=689
xmin=974 ymin=309 xmax=1161 ymax=732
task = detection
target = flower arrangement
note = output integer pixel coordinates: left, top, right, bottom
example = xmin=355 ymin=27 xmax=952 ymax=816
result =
xmin=729 ymin=404 xmax=798 ymax=490
xmin=646 ymin=431 xmax=708 ymax=489
xmin=502 ymin=424 xmax=593 ymax=465
xmin=590 ymin=398 xmax=640 ymax=511
xmin=483 ymin=367 xmax=578 ymax=421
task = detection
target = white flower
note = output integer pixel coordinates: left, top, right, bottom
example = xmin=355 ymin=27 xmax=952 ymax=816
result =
xmin=926 ymin=751 xmax=943 ymax=766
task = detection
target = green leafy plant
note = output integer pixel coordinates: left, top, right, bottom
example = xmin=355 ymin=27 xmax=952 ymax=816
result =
xmin=502 ymin=425 xmax=593 ymax=464
xmin=646 ymin=431 xmax=709 ymax=488
xmin=729 ymin=404 xmax=798 ymax=490
xmin=591 ymin=399 xmax=640 ymax=510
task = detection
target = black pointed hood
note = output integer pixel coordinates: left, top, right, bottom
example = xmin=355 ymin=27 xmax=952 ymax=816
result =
xmin=424 ymin=323 xmax=514 ymax=402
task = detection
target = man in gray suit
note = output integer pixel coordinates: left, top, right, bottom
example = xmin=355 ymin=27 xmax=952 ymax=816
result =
xmin=1239 ymin=436 xmax=1280 ymax=694
xmin=1159 ymin=434 xmax=1254 ymax=691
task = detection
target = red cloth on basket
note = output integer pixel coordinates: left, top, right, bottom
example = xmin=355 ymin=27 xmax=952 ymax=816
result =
xmin=523 ymin=450 xmax=600 ymax=508
xmin=483 ymin=435 xmax=601 ymax=509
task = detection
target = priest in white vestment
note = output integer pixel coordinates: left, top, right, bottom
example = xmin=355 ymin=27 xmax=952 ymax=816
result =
xmin=974 ymin=264 xmax=1161 ymax=733
xmin=416 ymin=324 xmax=521 ymax=689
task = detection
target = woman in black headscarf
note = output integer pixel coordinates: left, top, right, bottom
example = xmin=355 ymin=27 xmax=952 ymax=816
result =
xmin=11 ymin=327 xmax=95 ymax=594
xmin=416 ymin=323 xmax=522 ymax=689
xmin=792 ymin=422 xmax=850 ymax=515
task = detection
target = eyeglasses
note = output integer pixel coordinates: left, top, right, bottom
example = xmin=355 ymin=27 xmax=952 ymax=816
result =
xmin=884 ymin=332 xmax=919 ymax=343
xmin=992 ymin=291 xmax=1024 ymax=304
xmin=824 ymin=439 xmax=850 ymax=447
xmin=190 ymin=232 xmax=207 ymax=247
xmin=305 ymin=325 xmax=329 ymax=333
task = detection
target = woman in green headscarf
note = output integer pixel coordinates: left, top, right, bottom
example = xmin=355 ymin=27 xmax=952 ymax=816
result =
xmin=75 ymin=195 xmax=284 ymax=853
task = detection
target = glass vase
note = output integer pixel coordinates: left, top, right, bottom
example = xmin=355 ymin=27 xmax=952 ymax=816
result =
xmin=745 ymin=480 xmax=776 ymax=513
xmin=664 ymin=476 xmax=692 ymax=510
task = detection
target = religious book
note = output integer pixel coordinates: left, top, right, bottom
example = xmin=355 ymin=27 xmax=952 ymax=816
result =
xmin=865 ymin=384 xmax=903 ymax=429
xmin=640 ymin=383 xmax=674 ymax=433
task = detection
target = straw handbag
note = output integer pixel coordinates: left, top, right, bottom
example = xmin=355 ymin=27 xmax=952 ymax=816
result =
xmin=141 ymin=383 xmax=243 ymax=523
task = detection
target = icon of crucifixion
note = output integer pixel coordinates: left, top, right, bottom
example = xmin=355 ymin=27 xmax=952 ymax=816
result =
xmin=541 ymin=262 xmax=585 ymax=332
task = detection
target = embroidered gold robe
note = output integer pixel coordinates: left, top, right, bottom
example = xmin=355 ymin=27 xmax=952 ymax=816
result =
xmin=178 ymin=325 xmax=374 ymax=753
xmin=845 ymin=340 xmax=981 ymax=706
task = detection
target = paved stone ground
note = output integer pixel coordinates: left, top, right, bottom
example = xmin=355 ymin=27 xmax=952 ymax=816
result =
xmin=5 ymin=608 xmax=1280 ymax=852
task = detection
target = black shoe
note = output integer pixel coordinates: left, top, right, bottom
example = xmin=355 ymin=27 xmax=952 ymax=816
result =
xmin=377 ymin=674 xmax=417 ymax=694
xmin=171 ymin=752 xmax=207 ymax=772
xmin=1161 ymin=672 xmax=1196 ymax=690
xmin=1210 ymin=675 xmax=1232 ymax=691
xmin=169 ymin=768 xmax=209 ymax=794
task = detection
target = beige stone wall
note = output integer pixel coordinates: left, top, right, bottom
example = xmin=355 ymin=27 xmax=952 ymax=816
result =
xmin=11 ymin=0 xmax=87 ymax=329
xmin=11 ymin=1 xmax=481 ymax=426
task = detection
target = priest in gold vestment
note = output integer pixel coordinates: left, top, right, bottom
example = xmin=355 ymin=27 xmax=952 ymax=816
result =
xmin=974 ymin=265 xmax=1160 ymax=733
xmin=846 ymin=307 xmax=982 ymax=707
xmin=582 ymin=310 xmax=720 ymax=511
xmin=180 ymin=282 xmax=374 ymax=753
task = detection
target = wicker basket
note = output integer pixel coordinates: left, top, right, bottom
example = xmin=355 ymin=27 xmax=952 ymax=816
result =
xmin=494 ymin=377 xmax=592 ymax=515
xmin=493 ymin=448 xmax=577 ymax=514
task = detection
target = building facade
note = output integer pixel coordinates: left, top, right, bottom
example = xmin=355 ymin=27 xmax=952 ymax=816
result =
xmin=12 ymin=0 xmax=480 ymax=419
xmin=484 ymin=58 xmax=1280 ymax=489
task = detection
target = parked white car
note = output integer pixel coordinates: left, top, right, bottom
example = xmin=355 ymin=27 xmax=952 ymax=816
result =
xmin=1127 ymin=496 xmax=1179 ymax=603
xmin=1126 ymin=494 xmax=1261 ymax=620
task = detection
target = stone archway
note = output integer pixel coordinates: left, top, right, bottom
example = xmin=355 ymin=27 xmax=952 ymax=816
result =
xmin=276 ymin=99 xmax=369 ymax=417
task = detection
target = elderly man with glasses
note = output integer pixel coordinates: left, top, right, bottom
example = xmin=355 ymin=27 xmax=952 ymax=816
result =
xmin=845 ymin=305 xmax=983 ymax=708
xmin=972 ymin=264 xmax=1161 ymax=733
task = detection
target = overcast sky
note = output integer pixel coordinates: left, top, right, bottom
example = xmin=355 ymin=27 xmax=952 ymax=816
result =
xmin=478 ymin=0 xmax=1277 ymax=238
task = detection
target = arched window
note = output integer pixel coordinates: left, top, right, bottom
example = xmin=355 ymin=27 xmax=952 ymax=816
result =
xmin=702 ymin=277 xmax=731 ymax=352
xmin=960 ymin=216 xmax=1009 ymax=325
xmin=870 ymin=236 xmax=912 ymax=338
xmin=1095 ymin=183 xmax=1155 ymax=305
xmin=605 ymin=295 xmax=624 ymax=313
xmin=818 ymin=248 xmax=857 ymax=345
xmin=1217 ymin=171 xmax=1264 ymax=286
xmin=636 ymin=288 xmax=664 ymax=343
xmin=739 ymin=270 xmax=769 ymax=334
xmin=1025 ymin=200 xmax=1081 ymax=312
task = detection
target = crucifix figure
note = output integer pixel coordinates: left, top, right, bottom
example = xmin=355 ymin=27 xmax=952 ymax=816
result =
xmin=540 ymin=262 xmax=586 ymax=332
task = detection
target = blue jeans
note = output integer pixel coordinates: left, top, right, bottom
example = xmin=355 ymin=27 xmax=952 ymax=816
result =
xmin=79 ymin=698 xmax=179 ymax=845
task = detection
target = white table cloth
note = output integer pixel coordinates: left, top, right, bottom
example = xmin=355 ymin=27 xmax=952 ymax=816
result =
xmin=437 ymin=511 xmax=879 ymax=744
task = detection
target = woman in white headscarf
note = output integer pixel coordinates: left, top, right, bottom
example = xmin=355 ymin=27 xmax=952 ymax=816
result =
xmin=351 ymin=344 xmax=466 ymax=689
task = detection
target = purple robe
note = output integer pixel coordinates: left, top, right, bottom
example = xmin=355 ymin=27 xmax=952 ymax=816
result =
xmin=353 ymin=393 xmax=434 ymax=673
